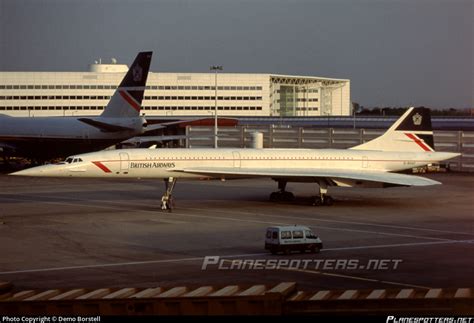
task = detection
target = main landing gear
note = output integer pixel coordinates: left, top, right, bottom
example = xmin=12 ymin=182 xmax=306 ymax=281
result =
xmin=161 ymin=177 xmax=177 ymax=211
xmin=312 ymin=180 xmax=333 ymax=206
xmin=269 ymin=180 xmax=295 ymax=202
xmin=269 ymin=179 xmax=334 ymax=206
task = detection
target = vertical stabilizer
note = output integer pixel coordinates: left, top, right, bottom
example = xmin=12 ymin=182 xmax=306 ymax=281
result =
xmin=350 ymin=107 xmax=435 ymax=152
xmin=100 ymin=51 xmax=153 ymax=118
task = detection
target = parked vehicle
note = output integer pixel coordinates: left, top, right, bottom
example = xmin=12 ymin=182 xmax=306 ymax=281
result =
xmin=265 ymin=225 xmax=323 ymax=255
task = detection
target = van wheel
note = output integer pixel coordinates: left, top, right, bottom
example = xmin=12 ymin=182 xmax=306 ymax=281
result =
xmin=270 ymin=248 xmax=277 ymax=255
xmin=284 ymin=247 xmax=291 ymax=255
xmin=312 ymin=246 xmax=320 ymax=254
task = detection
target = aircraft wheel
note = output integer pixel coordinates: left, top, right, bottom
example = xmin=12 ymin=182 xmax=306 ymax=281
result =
xmin=323 ymin=196 xmax=334 ymax=206
xmin=312 ymin=197 xmax=322 ymax=206
xmin=161 ymin=196 xmax=174 ymax=212
xmin=160 ymin=201 xmax=168 ymax=211
xmin=167 ymin=197 xmax=175 ymax=212
xmin=269 ymin=192 xmax=279 ymax=201
xmin=282 ymin=191 xmax=295 ymax=201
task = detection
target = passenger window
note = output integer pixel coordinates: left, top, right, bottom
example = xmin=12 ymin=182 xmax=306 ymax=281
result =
xmin=266 ymin=231 xmax=271 ymax=239
xmin=272 ymin=232 xmax=278 ymax=239
xmin=305 ymin=230 xmax=317 ymax=239
xmin=292 ymin=231 xmax=304 ymax=239
xmin=65 ymin=157 xmax=73 ymax=164
xmin=281 ymin=231 xmax=291 ymax=239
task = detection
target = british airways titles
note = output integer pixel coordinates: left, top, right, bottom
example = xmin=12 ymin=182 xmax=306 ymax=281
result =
xmin=130 ymin=162 xmax=175 ymax=168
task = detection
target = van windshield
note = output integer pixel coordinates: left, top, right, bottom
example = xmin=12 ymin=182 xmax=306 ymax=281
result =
xmin=305 ymin=230 xmax=318 ymax=239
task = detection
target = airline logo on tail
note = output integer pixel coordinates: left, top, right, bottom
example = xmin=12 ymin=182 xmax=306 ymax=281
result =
xmin=395 ymin=107 xmax=432 ymax=132
xmin=133 ymin=65 xmax=143 ymax=82
xmin=397 ymin=107 xmax=434 ymax=151
xmin=99 ymin=51 xmax=153 ymax=118
xmin=351 ymin=107 xmax=436 ymax=152
xmin=412 ymin=113 xmax=422 ymax=126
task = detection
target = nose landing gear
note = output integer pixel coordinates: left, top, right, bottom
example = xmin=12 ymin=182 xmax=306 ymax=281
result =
xmin=312 ymin=195 xmax=334 ymax=206
xmin=312 ymin=180 xmax=333 ymax=206
xmin=161 ymin=177 xmax=177 ymax=212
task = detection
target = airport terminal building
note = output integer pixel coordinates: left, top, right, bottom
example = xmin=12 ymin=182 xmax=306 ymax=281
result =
xmin=0 ymin=62 xmax=351 ymax=118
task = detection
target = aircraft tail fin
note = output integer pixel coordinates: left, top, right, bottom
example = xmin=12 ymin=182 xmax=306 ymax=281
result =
xmin=100 ymin=51 xmax=153 ymax=118
xmin=351 ymin=107 xmax=435 ymax=152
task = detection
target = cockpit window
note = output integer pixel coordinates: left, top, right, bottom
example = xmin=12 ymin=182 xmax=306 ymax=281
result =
xmin=63 ymin=157 xmax=83 ymax=164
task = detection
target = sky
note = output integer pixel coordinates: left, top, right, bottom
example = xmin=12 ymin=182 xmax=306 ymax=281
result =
xmin=0 ymin=0 xmax=472 ymax=109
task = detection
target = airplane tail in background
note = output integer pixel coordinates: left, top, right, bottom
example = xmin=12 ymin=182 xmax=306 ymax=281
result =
xmin=351 ymin=107 xmax=435 ymax=152
xmin=100 ymin=51 xmax=153 ymax=118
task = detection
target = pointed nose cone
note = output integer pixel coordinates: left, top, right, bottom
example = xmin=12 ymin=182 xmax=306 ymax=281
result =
xmin=9 ymin=164 xmax=64 ymax=177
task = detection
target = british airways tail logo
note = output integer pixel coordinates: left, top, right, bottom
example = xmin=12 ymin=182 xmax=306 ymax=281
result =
xmin=412 ymin=113 xmax=422 ymax=126
xmin=132 ymin=65 xmax=143 ymax=82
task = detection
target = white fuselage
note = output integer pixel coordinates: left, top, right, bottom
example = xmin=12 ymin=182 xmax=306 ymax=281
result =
xmin=22 ymin=148 xmax=455 ymax=179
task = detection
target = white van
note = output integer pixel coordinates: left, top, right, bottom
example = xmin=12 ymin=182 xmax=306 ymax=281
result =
xmin=265 ymin=225 xmax=323 ymax=255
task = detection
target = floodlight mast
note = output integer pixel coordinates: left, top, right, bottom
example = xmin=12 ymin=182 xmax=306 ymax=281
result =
xmin=210 ymin=65 xmax=223 ymax=148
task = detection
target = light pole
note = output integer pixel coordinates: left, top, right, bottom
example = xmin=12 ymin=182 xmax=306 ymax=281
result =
xmin=210 ymin=65 xmax=223 ymax=148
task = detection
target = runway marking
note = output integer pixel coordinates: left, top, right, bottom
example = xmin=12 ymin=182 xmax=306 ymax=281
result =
xmin=0 ymin=239 xmax=472 ymax=276
xmin=0 ymin=195 xmax=459 ymax=242
xmin=0 ymin=253 xmax=266 ymax=275
xmin=279 ymin=267 xmax=431 ymax=289
xmin=323 ymin=239 xmax=474 ymax=251
xmin=219 ymin=259 xmax=431 ymax=289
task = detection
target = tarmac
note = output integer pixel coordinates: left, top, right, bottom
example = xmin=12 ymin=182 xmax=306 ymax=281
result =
xmin=0 ymin=172 xmax=473 ymax=292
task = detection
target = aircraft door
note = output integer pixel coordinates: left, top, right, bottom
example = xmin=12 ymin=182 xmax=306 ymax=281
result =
xmin=119 ymin=152 xmax=130 ymax=172
xmin=362 ymin=156 xmax=368 ymax=168
xmin=232 ymin=151 xmax=241 ymax=168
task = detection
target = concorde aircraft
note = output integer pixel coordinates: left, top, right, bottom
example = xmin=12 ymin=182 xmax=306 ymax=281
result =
xmin=11 ymin=107 xmax=459 ymax=210
xmin=0 ymin=51 xmax=153 ymax=161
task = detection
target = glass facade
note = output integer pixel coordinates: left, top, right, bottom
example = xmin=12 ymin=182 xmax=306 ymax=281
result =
xmin=279 ymin=86 xmax=296 ymax=116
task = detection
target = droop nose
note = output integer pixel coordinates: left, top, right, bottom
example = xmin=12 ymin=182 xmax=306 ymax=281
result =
xmin=9 ymin=164 xmax=65 ymax=177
